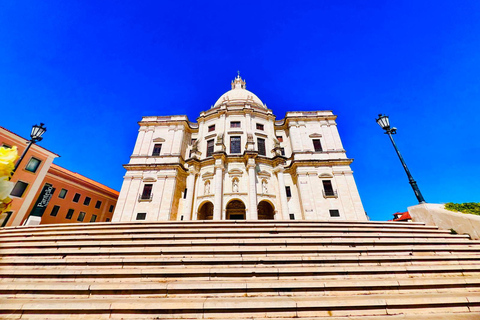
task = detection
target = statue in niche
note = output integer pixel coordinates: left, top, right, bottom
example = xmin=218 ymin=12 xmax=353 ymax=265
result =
xmin=191 ymin=139 xmax=199 ymax=152
xmin=216 ymin=133 xmax=224 ymax=144
xmin=232 ymin=179 xmax=239 ymax=193
xmin=262 ymin=180 xmax=268 ymax=194
xmin=273 ymin=137 xmax=280 ymax=149
xmin=204 ymin=180 xmax=210 ymax=194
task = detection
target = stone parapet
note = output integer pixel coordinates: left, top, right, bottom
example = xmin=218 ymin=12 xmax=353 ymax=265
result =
xmin=409 ymin=203 xmax=480 ymax=239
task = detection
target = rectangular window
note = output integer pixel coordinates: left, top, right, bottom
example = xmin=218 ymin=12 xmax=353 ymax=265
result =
xmin=206 ymin=139 xmax=214 ymax=157
xmin=256 ymin=123 xmax=264 ymax=130
xmin=25 ymin=157 xmax=41 ymax=173
xmin=10 ymin=181 xmax=28 ymax=197
xmin=313 ymin=139 xmax=323 ymax=152
xmin=136 ymin=212 xmax=146 ymax=220
xmin=1 ymin=144 xmax=12 ymax=149
xmin=50 ymin=205 xmax=60 ymax=217
xmin=58 ymin=189 xmax=68 ymax=199
xmin=141 ymin=184 xmax=153 ymax=200
xmin=66 ymin=209 xmax=74 ymax=219
xmin=73 ymin=193 xmax=81 ymax=203
xmin=208 ymin=125 xmax=215 ymax=132
xmin=152 ymin=144 xmax=162 ymax=156
xmin=230 ymin=136 xmax=241 ymax=154
xmin=83 ymin=197 xmax=91 ymax=206
xmin=90 ymin=215 xmax=97 ymax=222
xmin=230 ymin=121 xmax=241 ymax=128
xmin=191 ymin=138 xmax=197 ymax=145
xmin=323 ymin=180 xmax=335 ymax=196
xmin=109 ymin=205 xmax=114 ymax=213
xmin=289 ymin=214 xmax=295 ymax=220
xmin=276 ymin=136 xmax=283 ymax=142
xmin=280 ymin=148 xmax=285 ymax=156
xmin=285 ymin=186 xmax=292 ymax=197
xmin=95 ymin=200 xmax=102 ymax=209
xmin=257 ymin=138 xmax=266 ymax=156
xmin=106 ymin=218 xmax=111 ymax=222
xmin=77 ymin=212 xmax=85 ymax=222
xmin=183 ymin=188 xmax=187 ymax=199
xmin=329 ymin=209 xmax=340 ymax=217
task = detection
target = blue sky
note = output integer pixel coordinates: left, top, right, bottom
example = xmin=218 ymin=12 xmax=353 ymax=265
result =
xmin=1 ymin=1 xmax=479 ymax=221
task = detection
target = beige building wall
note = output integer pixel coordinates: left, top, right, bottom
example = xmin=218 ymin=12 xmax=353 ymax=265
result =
xmin=113 ymin=75 xmax=367 ymax=222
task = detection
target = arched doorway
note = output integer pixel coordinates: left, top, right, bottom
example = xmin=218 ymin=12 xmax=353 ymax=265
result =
xmin=226 ymin=200 xmax=246 ymax=220
xmin=258 ymin=201 xmax=275 ymax=220
xmin=197 ymin=202 xmax=214 ymax=220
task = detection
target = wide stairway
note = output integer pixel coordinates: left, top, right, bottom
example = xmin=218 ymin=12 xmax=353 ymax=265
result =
xmin=1 ymin=220 xmax=480 ymax=319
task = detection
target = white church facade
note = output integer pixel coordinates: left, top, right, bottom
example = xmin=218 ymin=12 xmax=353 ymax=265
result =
xmin=113 ymin=75 xmax=367 ymax=222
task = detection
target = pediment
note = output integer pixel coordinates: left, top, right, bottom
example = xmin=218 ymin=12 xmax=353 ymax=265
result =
xmin=202 ymin=171 xmax=214 ymax=179
xmin=153 ymin=137 xmax=166 ymax=142
xmin=257 ymin=170 xmax=271 ymax=178
xmin=309 ymin=133 xmax=322 ymax=138
xmin=143 ymin=177 xmax=157 ymax=182
xmin=228 ymin=169 xmax=244 ymax=176
xmin=318 ymin=173 xmax=333 ymax=178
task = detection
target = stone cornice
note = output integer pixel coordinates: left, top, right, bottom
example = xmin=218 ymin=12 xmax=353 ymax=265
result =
xmin=123 ymin=163 xmax=188 ymax=175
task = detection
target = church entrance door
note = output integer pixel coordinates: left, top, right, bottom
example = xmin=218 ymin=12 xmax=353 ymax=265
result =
xmin=258 ymin=201 xmax=275 ymax=220
xmin=226 ymin=200 xmax=246 ymax=220
xmin=198 ymin=202 xmax=214 ymax=220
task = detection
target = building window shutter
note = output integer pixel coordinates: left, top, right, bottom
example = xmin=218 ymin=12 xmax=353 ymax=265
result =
xmin=322 ymin=180 xmax=335 ymax=196
xmin=257 ymin=138 xmax=266 ymax=156
xmin=285 ymin=186 xmax=292 ymax=197
xmin=152 ymin=144 xmax=162 ymax=156
xmin=313 ymin=139 xmax=323 ymax=152
xmin=230 ymin=136 xmax=241 ymax=154
xmin=141 ymin=184 xmax=153 ymax=200
xmin=206 ymin=139 xmax=214 ymax=157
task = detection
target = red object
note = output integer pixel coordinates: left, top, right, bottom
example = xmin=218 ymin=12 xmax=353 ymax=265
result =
xmin=391 ymin=211 xmax=411 ymax=221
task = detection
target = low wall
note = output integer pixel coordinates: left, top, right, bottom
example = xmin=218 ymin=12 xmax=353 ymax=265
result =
xmin=408 ymin=203 xmax=480 ymax=239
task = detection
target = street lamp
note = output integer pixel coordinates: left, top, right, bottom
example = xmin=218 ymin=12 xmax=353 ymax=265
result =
xmin=12 ymin=123 xmax=47 ymax=174
xmin=376 ymin=114 xmax=426 ymax=204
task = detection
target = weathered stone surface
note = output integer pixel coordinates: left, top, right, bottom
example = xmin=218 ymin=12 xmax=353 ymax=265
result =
xmin=1 ymin=220 xmax=480 ymax=318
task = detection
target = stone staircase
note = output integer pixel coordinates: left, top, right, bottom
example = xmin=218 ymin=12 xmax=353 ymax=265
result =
xmin=0 ymin=220 xmax=480 ymax=319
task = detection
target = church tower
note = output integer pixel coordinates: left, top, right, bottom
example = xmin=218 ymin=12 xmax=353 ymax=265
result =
xmin=113 ymin=75 xmax=366 ymax=222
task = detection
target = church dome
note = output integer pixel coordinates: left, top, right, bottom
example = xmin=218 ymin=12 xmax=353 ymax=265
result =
xmin=213 ymin=74 xmax=265 ymax=108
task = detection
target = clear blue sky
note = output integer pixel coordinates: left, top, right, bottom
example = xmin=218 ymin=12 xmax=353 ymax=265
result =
xmin=1 ymin=1 xmax=479 ymax=221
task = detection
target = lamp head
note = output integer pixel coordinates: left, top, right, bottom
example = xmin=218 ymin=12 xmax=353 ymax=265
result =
xmin=376 ymin=114 xmax=391 ymax=132
xmin=30 ymin=123 xmax=47 ymax=141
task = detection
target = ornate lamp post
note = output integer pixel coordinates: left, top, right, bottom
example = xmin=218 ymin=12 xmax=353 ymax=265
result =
xmin=12 ymin=123 xmax=47 ymax=174
xmin=376 ymin=114 xmax=426 ymax=204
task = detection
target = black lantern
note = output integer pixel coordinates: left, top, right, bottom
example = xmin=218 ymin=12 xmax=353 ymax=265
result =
xmin=376 ymin=114 xmax=425 ymax=204
xmin=12 ymin=123 xmax=47 ymax=174
xmin=30 ymin=123 xmax=47 ymax=141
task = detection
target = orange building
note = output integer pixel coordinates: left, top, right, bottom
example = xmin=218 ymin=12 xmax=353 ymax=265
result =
xmin=26 ymin=164 xmax=119 ymax=225
xmin=0 ymin=126 xmax=118 ymax=227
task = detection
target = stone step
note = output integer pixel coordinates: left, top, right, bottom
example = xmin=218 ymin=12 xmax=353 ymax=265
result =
xmin=0 ymin=232 xmax=469 ymax=244
xmin=0 ymin=292 xmax=479 ymax=318
xmin=3 ymin=245 xmax=480 ymax=258
xmin=0 ymin=254 xmax=480 ymax=270
xmin=0 ymin=220 xmax=432 ymax=232
xmin=3 ymin=312 xmax=479 ymax=320
xmin=1 ymin=264 xmax=478 ymax=280
xmin=2 ymin=237 xmax=478 ymax=249
xmin=2 ymin=276 xmax=479 ymax=296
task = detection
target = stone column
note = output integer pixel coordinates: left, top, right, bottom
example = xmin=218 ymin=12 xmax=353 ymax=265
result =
xmin=213 ymin=159 xmax=224 ymax=220
xmin=183 ymin=168 xmax=198 ymax=220
xmin=171 ymin=126 xmax=185 ymax=155
xmin=246 ymin=158 xmax=258 ymax=220
xmin=274 ymin=166 xmax=289 ymax=220
xmin=288 ymin=122 xmax=303 ymax=152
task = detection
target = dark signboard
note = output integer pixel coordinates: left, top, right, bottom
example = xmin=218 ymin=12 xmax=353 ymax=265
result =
xmin=29 ymin=184 xmax=55 ymax=217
